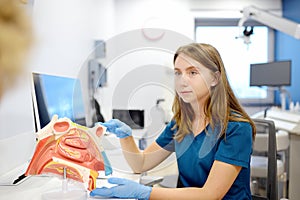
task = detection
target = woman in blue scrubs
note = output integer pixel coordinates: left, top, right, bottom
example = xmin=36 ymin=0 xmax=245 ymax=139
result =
xmin=91 ymin=43 xmax=256 ymax=200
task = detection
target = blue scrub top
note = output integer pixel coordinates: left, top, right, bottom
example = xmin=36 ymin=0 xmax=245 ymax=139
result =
xmin=156 ymin=120 xmax=253 ymax=200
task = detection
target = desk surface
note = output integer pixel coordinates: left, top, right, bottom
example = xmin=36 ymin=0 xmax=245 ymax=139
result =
xmin=0 ymin=173 xmax=140 ymax=200
xmin=0 ymin=158 xmax=178 ymax=200
xmin=251 ymin=110 xmax=300 ymax=135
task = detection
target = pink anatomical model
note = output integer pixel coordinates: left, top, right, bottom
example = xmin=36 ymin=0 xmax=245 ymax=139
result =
xmin=25 ymin=115 xmax=112 ymax=191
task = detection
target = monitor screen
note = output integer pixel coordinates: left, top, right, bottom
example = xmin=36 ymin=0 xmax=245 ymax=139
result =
xmin=31 ymin=72 xmax=86 ymax=131
xmin=112 ymin=109 xmax=144 ymax=129
xmin=250 ymin=60 xmax=291 ymax=87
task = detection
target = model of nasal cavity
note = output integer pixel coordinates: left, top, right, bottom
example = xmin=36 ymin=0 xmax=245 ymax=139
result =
xmin=25 ymin=115 xmax=112 ymax=191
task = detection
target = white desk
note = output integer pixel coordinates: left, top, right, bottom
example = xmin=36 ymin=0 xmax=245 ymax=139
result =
xmin=0 ymin=145 xmax=178 ymax=200
xmin=0 ymin=163 xmax=178 ymax=200
xmin=0 ymin=172 xmax=140 ymax=200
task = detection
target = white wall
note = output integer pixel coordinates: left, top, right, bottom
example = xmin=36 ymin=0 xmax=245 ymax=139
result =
xmin=32 ymin=1 xmax=90 ymax=75
xmin=94 ymin=0 xmax=195 ymax=132
xmin=113 ymin=0 xmax=194 ymax=38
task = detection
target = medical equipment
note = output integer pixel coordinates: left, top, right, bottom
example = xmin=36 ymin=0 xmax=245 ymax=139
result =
xmin=238 ymin=5 xmax=300 ymax=44
xmin=25 ymin=115 xmax=112 ymax=191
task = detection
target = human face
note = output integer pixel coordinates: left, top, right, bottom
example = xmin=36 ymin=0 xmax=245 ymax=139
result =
xmin=174 ymin=53 xmax=216 ymax=106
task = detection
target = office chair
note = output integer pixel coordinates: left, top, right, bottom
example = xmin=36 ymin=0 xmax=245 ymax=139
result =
xmin=251 ymin=130 xmax=289 ymax=198
xmin=251 ymin=118 xmax=278 ymax=200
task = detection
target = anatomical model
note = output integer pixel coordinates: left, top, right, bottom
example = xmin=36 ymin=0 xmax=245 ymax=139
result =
xmin=25 ymin=115 xmax=112 ymax=191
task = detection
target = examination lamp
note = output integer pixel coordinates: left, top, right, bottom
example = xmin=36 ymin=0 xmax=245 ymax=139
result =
xmin=235 ymin=26 xmax=254 ymax=45
xmin=238 ymin=5 xmax=300 ymax=44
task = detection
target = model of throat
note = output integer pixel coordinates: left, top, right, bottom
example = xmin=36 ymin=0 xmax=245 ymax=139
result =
xmin=25 ymin=115 xmax=112 ymax=191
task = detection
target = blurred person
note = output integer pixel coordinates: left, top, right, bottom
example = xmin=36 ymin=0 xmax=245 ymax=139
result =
xmin=0 ymin=0 xmax=32 ymax=99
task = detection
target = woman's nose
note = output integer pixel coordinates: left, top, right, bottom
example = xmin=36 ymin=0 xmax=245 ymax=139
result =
xmin=178 ymin=73 xmax=189 ymax=85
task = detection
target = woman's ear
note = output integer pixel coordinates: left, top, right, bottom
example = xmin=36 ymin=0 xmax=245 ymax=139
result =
xmin=211 ymin=71 xmax=220 ymax=87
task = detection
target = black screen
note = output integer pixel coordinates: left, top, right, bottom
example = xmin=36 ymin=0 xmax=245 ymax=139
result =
xmin=250 ymin=60 xmax=291 ymax=87
xmin=112 ymin=109 xmax=144 ymax=129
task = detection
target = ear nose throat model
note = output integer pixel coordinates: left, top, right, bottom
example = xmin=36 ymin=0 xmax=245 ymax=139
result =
xmin=25 ymin=115 xmax=112 ymax=191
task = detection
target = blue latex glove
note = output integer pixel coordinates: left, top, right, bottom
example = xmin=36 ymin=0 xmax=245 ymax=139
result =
xmin=98 ymin=119 xmax=132 ymax=138
xmin=90 ymin=177 xmax=152 ymax=200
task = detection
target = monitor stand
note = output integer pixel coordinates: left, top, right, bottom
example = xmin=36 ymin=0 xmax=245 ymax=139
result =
xmin=279 ymin=86 xmax=291 ymax=111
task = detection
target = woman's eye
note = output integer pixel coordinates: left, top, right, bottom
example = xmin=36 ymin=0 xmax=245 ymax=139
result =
xmin=174 ymin=71 xmax=181 ymax=76
xmin=189 ymin=71 xmax=198 ymax=76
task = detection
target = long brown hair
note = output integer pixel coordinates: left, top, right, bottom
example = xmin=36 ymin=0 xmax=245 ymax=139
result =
xmin=172 ymin=43 xmax=256 ymax=142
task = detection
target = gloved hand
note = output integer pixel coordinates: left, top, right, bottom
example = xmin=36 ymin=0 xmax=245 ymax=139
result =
xmin=98 ymin=119 xmax=132 ymax=138
xmin=90 ymin=177 xmax=152 ymax=200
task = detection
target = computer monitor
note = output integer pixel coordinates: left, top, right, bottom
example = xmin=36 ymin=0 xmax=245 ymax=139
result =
xmin=250 ymin=60 xmax=291 ymax=87
xmin=112 ymin=109 xmax=144 ymax=129
xmin=31 ymin=72 xmax=86 ymax=131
